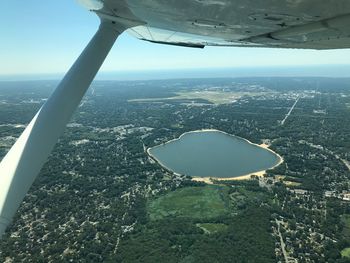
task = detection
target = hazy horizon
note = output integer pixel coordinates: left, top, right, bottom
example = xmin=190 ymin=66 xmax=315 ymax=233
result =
xmin=1 ymin=64 xmax=350 ymax=82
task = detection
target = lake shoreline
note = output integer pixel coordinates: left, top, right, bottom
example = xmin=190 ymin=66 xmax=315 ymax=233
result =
xmin=147 ymin=129 xmax=284 ymax=182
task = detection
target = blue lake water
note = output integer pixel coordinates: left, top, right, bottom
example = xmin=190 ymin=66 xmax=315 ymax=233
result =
xmin=148 ymin=130 xmax=281 ymax=178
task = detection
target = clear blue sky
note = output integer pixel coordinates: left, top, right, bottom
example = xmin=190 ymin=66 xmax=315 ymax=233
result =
xmin=1 ymin=0 xmax=350 ymax=76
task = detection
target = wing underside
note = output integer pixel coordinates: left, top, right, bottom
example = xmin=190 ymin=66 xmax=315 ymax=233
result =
xmin=97 ymin=0 xmax=350 ymax=49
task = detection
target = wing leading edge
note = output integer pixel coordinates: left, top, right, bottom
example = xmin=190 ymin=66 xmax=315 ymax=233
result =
xmin=96 ymin=0 xmax=350 ymax=49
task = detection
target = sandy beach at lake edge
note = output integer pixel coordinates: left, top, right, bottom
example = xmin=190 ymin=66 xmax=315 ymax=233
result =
xmin=146 ymin=129 xmax=284 ymax=184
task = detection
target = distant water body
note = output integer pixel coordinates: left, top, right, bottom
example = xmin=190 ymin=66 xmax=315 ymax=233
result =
xmin=148 ymin=130 xmax=281 ymax=178
xmin=2 ymin=65 xmax=350 ymax=81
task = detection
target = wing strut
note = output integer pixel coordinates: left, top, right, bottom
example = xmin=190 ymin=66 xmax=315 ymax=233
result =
xmin=0 ymin=21 xmax=122 ymax=237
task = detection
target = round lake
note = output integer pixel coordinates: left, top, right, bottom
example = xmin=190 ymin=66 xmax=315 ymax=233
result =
xmin=148 ymin=130 xmax=282 ymax=178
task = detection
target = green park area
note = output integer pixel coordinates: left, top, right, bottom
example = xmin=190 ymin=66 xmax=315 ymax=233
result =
xmin=148 ymin=185 xmax=229 ymax=220
xmin=341 ymin=248 xmax=350 ymax=258
xmin=117 ymin=184 xmax=275 ymax=262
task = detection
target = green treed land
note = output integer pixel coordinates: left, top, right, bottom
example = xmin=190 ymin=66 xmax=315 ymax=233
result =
xmin=1 ymin=78 xmax=349 ymax=262
xmin=196 ymin=223 xmax=228 ymax=234
xmin=116 ymin=183 xmax=276 ymax=262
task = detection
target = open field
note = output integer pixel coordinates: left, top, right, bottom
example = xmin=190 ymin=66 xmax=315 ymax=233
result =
xmin=148 ymin=185 xmax=229 ymax=220
xmin=129 ymin=90 xmax=268 ymax=104
xmin=341 ymin=248 xmax=350 ymax=258
xmin=283 ymin=180 xmax=302 ymax=186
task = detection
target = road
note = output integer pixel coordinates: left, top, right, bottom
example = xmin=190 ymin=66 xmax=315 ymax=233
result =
xmin=281 ymin=96 xmax=300 ymax=125
xmin=276 ymin=219 xmax=289 ymax=262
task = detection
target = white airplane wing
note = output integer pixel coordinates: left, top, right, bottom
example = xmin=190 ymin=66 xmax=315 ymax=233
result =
xmin=98 ymin=0 xmax=350 ymax=49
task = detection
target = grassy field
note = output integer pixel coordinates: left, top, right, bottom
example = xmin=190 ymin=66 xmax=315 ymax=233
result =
xmin=341 ymin=248 xmax=350 ymax=258
xmin=148 ymin=185 xmax=229 ymax=220
xmin=283 ymin=180 xmax=302 ymax=187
